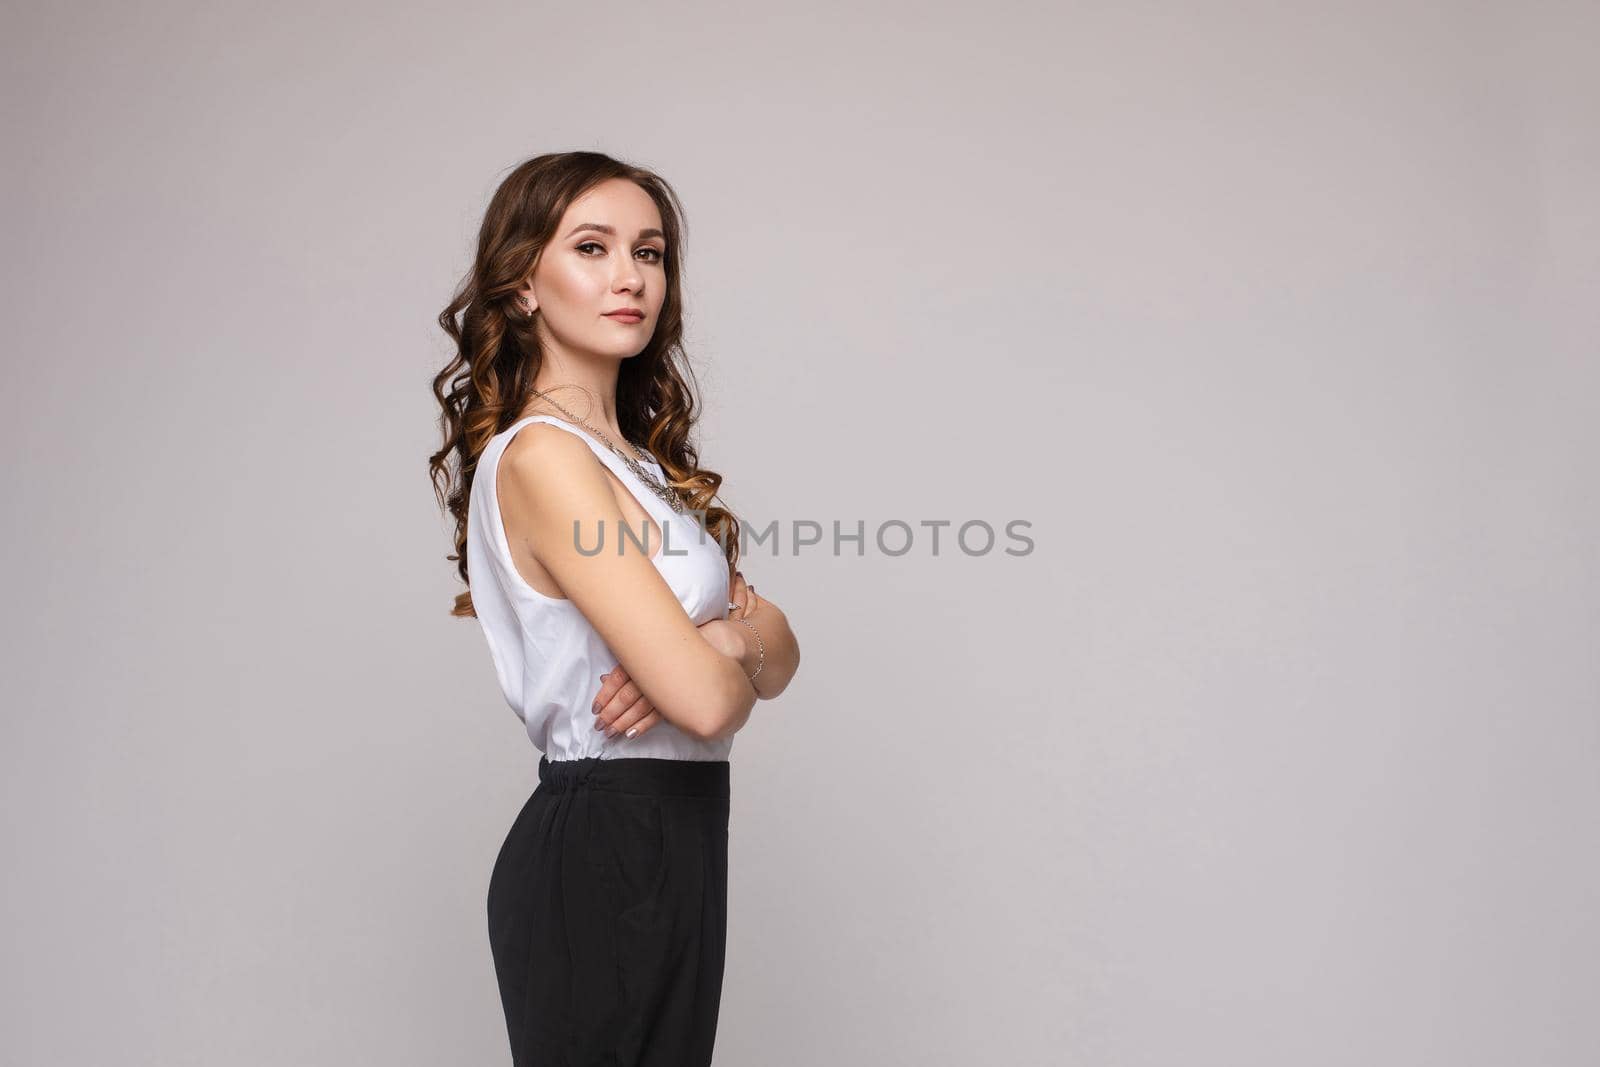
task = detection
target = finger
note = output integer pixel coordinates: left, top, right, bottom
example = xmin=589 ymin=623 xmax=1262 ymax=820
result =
xmin=605 ymin=697 xmax=654 ymax=738
xmin=591 ymin=668 xmax=623 ymax=716
xmin=619 ymin=708 xmax=661 ymax=740
xmin=595 ymin=679 xmax=642 ymax=730
xmin=597 ymin=679 xmax=640 ymax=728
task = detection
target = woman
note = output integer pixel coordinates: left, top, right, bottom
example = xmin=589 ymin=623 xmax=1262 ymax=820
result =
xmin=428 ymin=150 xmax=800 ymax=1066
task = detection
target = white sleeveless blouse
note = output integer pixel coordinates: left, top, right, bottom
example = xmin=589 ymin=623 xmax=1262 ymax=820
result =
xmin=465 ymin=415 xmax=734 ymax=762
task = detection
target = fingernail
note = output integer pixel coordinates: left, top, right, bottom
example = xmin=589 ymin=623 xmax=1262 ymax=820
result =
xmin=625 ymin=727 xmax=637 ymax=738
xmin=591 ymin=702 xmax=599 ymax=714
xmin=593 ymin=719 xmax=603 ymax=731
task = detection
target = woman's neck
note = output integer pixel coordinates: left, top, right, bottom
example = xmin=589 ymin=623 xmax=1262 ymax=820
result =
xmin=524 ymin=377 xmax=624 ymax=440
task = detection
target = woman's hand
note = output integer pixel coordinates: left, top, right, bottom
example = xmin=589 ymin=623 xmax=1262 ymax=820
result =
xmin=590 ymin=663 xmax=660 ymax=741
xmin=728 ymin=569 xmax=762 ymax=620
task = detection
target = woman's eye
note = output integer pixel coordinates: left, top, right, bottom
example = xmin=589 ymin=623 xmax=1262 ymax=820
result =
xmin=576 ymin=242 xmax=664 ymax=263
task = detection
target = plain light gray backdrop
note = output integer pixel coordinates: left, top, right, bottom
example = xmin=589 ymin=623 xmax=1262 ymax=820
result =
xmin=4 ymin=1 xmax=1596 ymax=1064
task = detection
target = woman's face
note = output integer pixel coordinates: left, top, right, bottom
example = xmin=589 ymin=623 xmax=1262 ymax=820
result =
xmin=521 ymin=178 xmax=669 ymax=362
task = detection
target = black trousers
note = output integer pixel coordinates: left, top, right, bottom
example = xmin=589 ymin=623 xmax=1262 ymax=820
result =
xmin=488 ymin=755 xmax=731 ymax=1066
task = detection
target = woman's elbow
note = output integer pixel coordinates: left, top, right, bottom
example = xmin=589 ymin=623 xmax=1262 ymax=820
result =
xmin=684 ymin=666 xmax=754 ymax=742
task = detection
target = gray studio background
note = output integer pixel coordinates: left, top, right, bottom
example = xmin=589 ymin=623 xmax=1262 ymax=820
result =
xmin=4 ymin=2 xmax=1596 ymax=1064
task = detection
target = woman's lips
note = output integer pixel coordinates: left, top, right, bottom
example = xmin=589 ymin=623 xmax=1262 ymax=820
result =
xmin=603 ymin=310 xmax=645 ymax=324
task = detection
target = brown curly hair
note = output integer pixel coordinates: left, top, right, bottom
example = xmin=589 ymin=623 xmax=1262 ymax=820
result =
xmin=429 ymin=151 xmax=741 ymax=618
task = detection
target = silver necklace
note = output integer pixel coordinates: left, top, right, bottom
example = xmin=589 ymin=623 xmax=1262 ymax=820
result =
xmin=529 ymin=390 xmax=684 ymax=515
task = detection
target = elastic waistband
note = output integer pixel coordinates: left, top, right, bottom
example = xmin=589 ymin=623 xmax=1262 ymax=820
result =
xmin=538 ymin=755 xmax=730 ymax=798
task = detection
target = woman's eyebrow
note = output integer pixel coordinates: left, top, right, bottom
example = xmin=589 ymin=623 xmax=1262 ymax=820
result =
xmin=563 ymin=222 xmax=665 ymax=240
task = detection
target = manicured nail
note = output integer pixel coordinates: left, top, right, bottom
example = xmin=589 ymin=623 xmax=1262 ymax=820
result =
xmin=625 ymin=727 xmax=637 ymax=738
xmin=591 ymin=702 xmax=599 ymax=714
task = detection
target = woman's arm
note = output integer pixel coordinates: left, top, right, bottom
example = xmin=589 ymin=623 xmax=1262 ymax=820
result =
xmin=727 ymin=576 xmax=799 ymax=701
xmin=498 ymin=425 xmax=757 ymax=741
xmin=589 ymin=584 xmax=800 ymax=743
xmin=694 ymin=591 xmax=799 ymax=740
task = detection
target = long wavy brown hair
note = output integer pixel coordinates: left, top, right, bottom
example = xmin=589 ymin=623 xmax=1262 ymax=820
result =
xmin=429 ymin=151 xmax=741 ymax=618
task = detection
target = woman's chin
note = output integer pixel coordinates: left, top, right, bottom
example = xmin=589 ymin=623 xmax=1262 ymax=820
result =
xmin=599 ymin=342 xmax=652 ymax=362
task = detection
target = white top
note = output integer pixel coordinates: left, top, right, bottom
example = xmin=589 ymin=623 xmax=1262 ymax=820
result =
xmin=465 ymin=414 xmax=734 ymax=762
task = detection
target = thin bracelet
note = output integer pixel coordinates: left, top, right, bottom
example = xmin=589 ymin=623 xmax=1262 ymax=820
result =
xmin=732 ymin=616 xmax=765 ymax=680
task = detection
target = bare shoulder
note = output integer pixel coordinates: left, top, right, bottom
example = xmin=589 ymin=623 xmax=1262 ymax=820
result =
xmin=501 ymin=420 xmax=594 ymax=465
xmin=499 ymin=422 xmax=606 ymax=502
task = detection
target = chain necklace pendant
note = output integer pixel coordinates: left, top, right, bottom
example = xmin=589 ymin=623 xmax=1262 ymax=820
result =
xmin=616 ymin=451 xmax=684 ymax=515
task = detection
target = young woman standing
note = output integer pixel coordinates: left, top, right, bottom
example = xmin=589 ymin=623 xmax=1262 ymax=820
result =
xmin=429 ymin=151 xmax=800 ymax=1065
